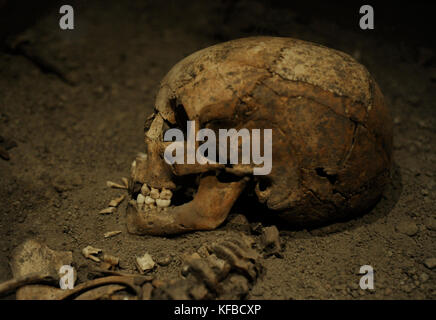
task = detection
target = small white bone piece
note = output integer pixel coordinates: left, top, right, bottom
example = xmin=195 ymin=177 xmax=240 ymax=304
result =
xmin=144 ymin=196 xmax=155 ymax=205
xmin=141 ymin=184 xmax=150 ymax=196
xmin=104 ymin=230 xmax=122 ymax=238
xmin=121 ymin=177 xmax=129 ymax=188
xmin=135 ymin=253 xmax=155 ymax=274
xmin=159 ymin=188 xmax=173 ymax=200
xmin=131 ymin=160 xmax=137 ymax=176
xmin=99 ymin=207 xmax=116 ymax=214
xmin=103 ymin=254 xmax=119 ymax=266
xmin=82 ymin=246 xmax=102 ymax=262
xmin=108 ymin=195 xmax=126 ymax=207
xmin=156 ymin=199 xmax=171 ymax=208
xmin=150 ymin=187 xmax=160 ymax=199
xmin=106 ymin=181 xmax=127 ymax=189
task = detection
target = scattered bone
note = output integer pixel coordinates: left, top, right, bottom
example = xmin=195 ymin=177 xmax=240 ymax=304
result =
xmin=121 ymin=177 xmax=129 ymax=188
xmin=141 ymin=282 xmax=153 ymax=300
xmin=183 ymin=253 xmax=230 ymax=290
xmin=8 ymin=239 xmax=73 ymax=299
xmin=82 ymin=246 xmax=102 ymax=262
xmin=141 ymin=184 xmax=150 ymax=196
xmin=0 ymin=278 xmax=61 ymax=299
xmin=89 ymin=268 xmax=154 ymax=283
xmin=99 ymin=262 xmax=113 ymax=271
xmin=130 ymin=160 xmax=137 ymax=177
xmin=99 ymin=207 xmax=116 ymax=215
xmin=144 ymin=196 xmax=155 ymax=205
xmin=220 ymin=274 xmax=250 ymax=300
xmin=75 ymin=284 xmax=126 ymax=300
xmin=150 ymin=187 xmax=160 ymax=199
xmin=104 ymin=230 xmax=122 ymax=238
xmin=103 ymin=254 xmax=120 ymax=268
xmin=197 ymin=245 xmax=210 ymax=258
xmin=261 ymin=225 xmax=282 ymax=258
xmin=210 ymin=237 xmax=262 ymax=281
xmin=159 ymin=188 xmax=173 ymax=200
xmin=156 ymin=199 xmax=171 ymax=208
xmin=55 ymin=276 xmax=142 ymax=300
xmin=153 ymin=234 xmax=263 ymax=299
xmin=106 ymin=180 xmax=127 ymax=189
xmin=135 ymin=253 xmax=156 ymax=274
xmin=109 ymin=195 xmax=125 ymax=207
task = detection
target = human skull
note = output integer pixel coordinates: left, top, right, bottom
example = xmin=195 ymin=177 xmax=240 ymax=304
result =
xmin=126 ymin=36 xmax=393 ymax=235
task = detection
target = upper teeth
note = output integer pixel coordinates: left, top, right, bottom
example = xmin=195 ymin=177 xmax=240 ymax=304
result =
xmin=160 ymin=188 xmax=173 ymax=200
xmin=136 ymin=183 xmax=173 ymax=210
xmin=137 ymin=194 xmax=146 ymax=207
xmin=144 ymin=196 xmax=155 ymax=205
xmin=141 ymin=183 xmax=150 ymax=196
xmin=150 ymin=187 xmax=160 ymax=199
xmin=156 ymin=199 xmax=171 ymax=208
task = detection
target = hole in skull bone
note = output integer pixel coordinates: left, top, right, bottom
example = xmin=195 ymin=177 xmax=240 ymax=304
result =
xmin=315 ymin=167 xmax=338 ymax=185
xmin=169 ymin=99 xmax=189 ymax=135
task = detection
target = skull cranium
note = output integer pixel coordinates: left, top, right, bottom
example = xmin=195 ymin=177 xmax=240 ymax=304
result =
xmin=126 ymin=36 xmax=393 ymax=235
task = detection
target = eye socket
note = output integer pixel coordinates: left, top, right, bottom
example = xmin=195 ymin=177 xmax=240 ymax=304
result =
xmin=169 ymin=99 xmax=189 ymax=135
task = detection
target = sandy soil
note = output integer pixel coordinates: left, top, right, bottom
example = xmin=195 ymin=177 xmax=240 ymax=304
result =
xmin=0 ymin=1 xmax=435 ymax=299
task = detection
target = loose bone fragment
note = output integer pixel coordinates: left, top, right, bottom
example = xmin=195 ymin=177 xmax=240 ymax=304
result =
xmin=109 ymin=195 xmax=125 ymax=207
xmin=82 ymin=246 xmax=102 ymax=262
xmin=135 ymin=253 xmax=156 ymax=274
xmin=106 ymin=181 xmax=127 ymax=189
xmin=104 ymin=230 xmax=122 ymax=238
xmin=99 ymin=207 xmax=116 ymax=215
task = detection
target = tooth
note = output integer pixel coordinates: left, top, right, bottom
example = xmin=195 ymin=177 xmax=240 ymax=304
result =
xmin=150 ymin=187 xmax=160 ymax=199
xmin=82 ymin=246 xmax=102 ymax=262
xmin=141 ymin=184 xmax=150 ymax=196
xmin=156 ymin=199 xmax=171 ymax=208
xmin=144 ymin=196 xmax=155 ymax=205
xmin=137 ymin=194 xmax=145 ymax=208
xmin=160 ymin=188 xmax=173 ymax=200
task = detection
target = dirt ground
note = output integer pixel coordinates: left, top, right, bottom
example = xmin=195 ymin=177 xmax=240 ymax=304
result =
xmin=0 ymin=1 xmax=435 ymax=299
